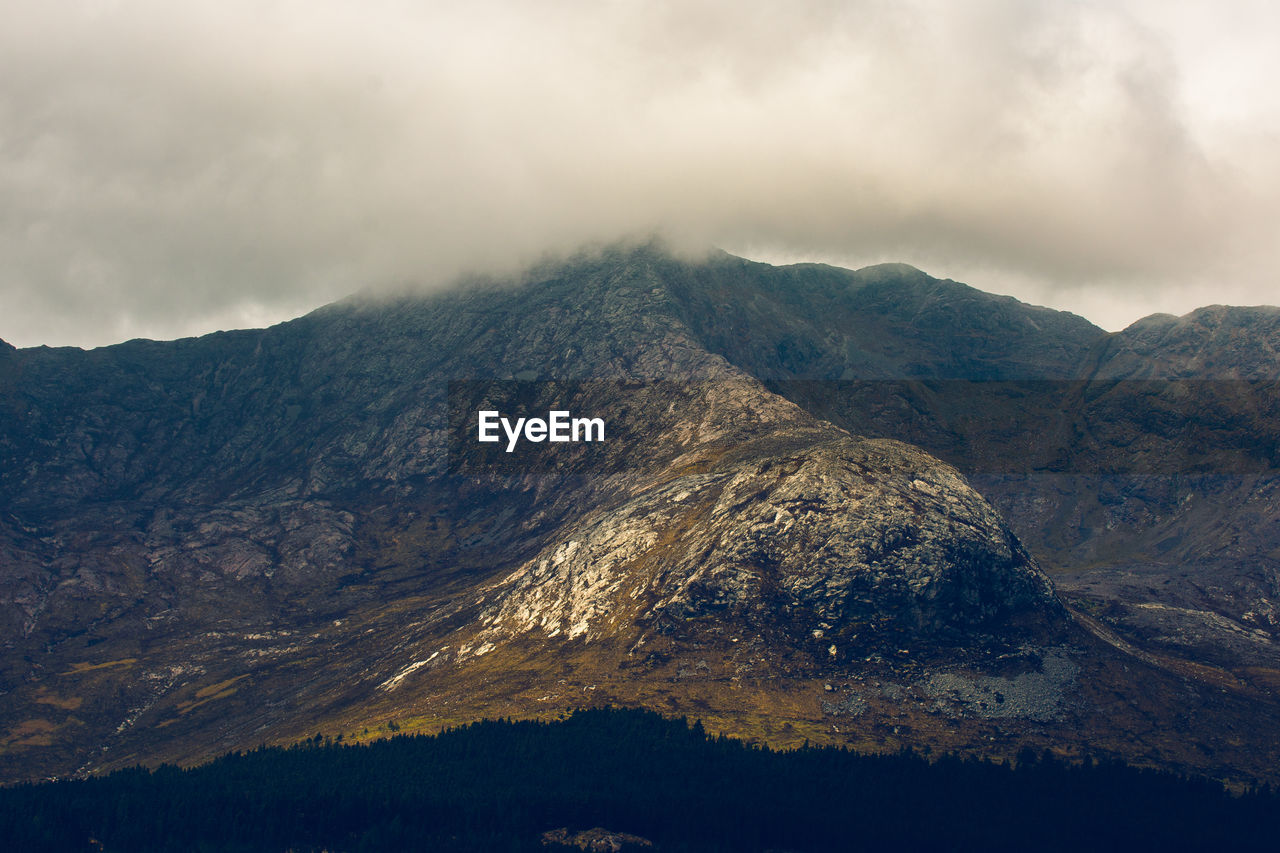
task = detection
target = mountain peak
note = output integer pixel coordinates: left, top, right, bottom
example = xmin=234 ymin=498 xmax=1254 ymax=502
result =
xmin=851 ymin=261 xmax=930 ymax=280
xmin=1101 ymin=302 xmax=1280 ymax=379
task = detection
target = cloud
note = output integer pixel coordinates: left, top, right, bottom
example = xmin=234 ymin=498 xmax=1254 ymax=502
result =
xmin=2 ymin=0 xmax=1279 ymax=346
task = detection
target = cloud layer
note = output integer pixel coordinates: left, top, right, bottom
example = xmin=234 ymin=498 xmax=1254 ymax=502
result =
xmin=3 ymin=0 xmax=1279 ymax=346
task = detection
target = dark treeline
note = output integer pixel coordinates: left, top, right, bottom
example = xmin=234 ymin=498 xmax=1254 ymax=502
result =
xmin=2 ymin=707 xmax=1277 ymax=852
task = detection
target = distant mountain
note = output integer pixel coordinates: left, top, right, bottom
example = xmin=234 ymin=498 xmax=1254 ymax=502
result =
xmin=3 ymin=242 xmax=1279 ymax=785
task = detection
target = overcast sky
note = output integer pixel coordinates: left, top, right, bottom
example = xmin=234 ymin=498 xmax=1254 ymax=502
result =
xmin=3 ymin=0 xmax=1278 ymax=348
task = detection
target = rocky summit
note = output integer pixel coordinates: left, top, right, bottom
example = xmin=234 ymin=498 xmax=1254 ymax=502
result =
xmin=3 ymin=242 xmax=1280 ymax=785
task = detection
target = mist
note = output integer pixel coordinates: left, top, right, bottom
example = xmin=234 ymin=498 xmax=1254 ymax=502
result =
xmin=3 ymin=0 xmax=1279 ymax=347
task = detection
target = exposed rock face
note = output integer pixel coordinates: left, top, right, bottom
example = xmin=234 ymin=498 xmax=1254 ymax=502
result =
xmin=479 ymin=435 xmax=1057 ymax=652
xmin=3 ymin=241 xmax=1280 ymax=786
xmin=541 ymin=826 xmax=655 ymax=851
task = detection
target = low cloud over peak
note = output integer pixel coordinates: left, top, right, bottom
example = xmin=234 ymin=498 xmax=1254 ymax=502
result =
xmin=3 ymin=0 xmax=1279 ymax=347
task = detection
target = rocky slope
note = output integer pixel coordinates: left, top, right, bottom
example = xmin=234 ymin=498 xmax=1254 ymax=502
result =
xmin=646 ymin=252 xmax=1280 ymax=694
xmin=468 ymin=434 xmax=1058 ymax=654
xmin=2 ymin=242 xmax=1280 ymax=785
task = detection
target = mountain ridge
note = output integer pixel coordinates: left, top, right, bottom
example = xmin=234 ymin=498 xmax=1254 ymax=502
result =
xmin=3 ymin=243 xmax=1280 ymax=785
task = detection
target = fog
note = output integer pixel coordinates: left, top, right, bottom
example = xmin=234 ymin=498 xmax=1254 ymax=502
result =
xmin=3 ymin=1 xmax=1279 ymax=347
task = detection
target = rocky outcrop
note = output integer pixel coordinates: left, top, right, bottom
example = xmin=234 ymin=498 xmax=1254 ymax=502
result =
xmin=541 ymin=826 xmax=655 ymax=851
xmin=477 ymin=435 xmax=1057 ymax=654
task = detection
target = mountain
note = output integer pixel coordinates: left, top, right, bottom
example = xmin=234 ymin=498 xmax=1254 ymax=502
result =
xmin=690 ymin=267 xmax=1280 ymax=684
xmin=3 ymin=242 xmax=1280 ymax=786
